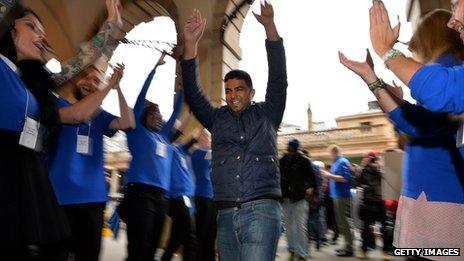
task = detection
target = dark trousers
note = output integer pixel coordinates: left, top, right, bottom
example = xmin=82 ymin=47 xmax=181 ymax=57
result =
xmin=118 ymin=183 xmax=168 ymax=261
xmin=359 ymin=201 xmax=388 ymax=252
xmin=0 ymin=242 xmax=68 ymax=261
xmin=195 ymin=197 xmax=217 ymax=261
xmin=307 ymin=206 xmax=322 ymax=248
xmin=161 ymin=197 xmax=198 ymax=261
xmin=63 ymin=203 xmax=106 ymax=261
xmin=324 ymin=194 xmax=339 ymax=239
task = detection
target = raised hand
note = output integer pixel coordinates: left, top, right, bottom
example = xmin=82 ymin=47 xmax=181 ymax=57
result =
xmin=252 ymin=1 xmax=279 ymax=40
xmin=389 ymin=80 xmax=404 ymax=99
xmin=109 ymin=63 xmax=125 ymax=89
xmin=369 ymin=0 xmax=401 ymax=57
xmin=252 ymin=1 xmax=274 ymax=26
xmin=183 ymin=9 xmax=206 ymax=59
xmin=155 ymin=51 xmax=167 ymax=68
xmin=338 ymin=49 xmax=378 ymax=84
xmin=106 ymin=0 xmax=123 ymax=29
xmin=183 ymin=9 xmax=206 ymax=46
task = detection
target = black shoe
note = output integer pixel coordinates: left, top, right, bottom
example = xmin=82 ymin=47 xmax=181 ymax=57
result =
xmin=335 ymin=248 xmax=344 ymax=253
xmin=336 ymin=250 xmax=354 ymax=257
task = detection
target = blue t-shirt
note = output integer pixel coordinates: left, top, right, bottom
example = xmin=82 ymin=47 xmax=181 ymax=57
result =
xmin=388 ymin=54 xmax=464 ymax=204
xmin=409 ymin=53 xmax=464 ymax=113
xmin=329 ymin=156 xmax=352 ymax=199
xmin=0 ymin=57 xmax=40 ymax=132
xmin=48 ymin=97 xmax=116 ymax=205
xmin=125 ymin=127 xmax=174 ymax=190
xmin=124 ymin=69 xmax=183 ymax=190
xmin=191 ymin=148 xmax=213 ymax=198
xmin=169 ymin=144 xmax=195 ymax=198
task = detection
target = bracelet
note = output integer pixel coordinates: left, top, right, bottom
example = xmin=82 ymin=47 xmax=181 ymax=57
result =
xmin=367 ymin=78 xmax=385 ymax=92
xmin=381 ymin=49 xmax=404 ymax=63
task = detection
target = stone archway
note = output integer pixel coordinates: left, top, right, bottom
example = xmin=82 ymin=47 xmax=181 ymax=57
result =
xmin=208 ymin=0 xmax=253 ymax=105
xmin=23 ymin=0 xmax=179 ymax=61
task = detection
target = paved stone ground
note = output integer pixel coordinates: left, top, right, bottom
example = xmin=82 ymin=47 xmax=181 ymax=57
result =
xmin=101 ymin=230 xmax=406 ymax=261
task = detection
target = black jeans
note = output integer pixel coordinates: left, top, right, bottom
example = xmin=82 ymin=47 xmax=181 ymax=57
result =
xmin=118 ymin=183 xmax=168 ymax=261
xmin=359 ymin=201 xmax=388 ymax=252
xmin=161 ymin=197 xmax=198 ymax=261
xmin=0 ymin=242 xmax=68 ymax=261
xmin=195 ymin=197 xmax=217 ymax=261
xmin=63 ymin=203 xmax=106 ymax=261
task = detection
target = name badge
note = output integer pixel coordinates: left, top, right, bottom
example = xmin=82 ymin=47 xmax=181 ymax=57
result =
xmin=19 ymin=117 xmax=41 ymax=150
xmin=183 ymin=196 xmax=192 ymax=208
xmin=156 ymin=142 xmax=167 ymax=158
xmin=457 ymin=122 xmax=464 ymax=148
xmin=205 ymin=150 xmax=212 ymax=160
xmin=77 ymin=135 xmax=92 ymax=155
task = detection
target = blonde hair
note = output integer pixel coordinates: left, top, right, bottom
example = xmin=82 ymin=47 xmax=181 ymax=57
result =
xmin=409 ymin=9 xmax=464 ymax=64
xmin=327 ymin=144 xmax=340 ymax=155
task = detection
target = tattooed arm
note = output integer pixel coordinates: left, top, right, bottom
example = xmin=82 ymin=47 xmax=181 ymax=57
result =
xmin=52 ymin=0 xmax=124 ymax=86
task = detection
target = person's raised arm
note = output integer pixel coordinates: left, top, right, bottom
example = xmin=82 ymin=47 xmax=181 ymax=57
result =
xmin=254 ymin=3 xmax=288 ymax=129
xmin=182 ymin=9 xmax=217 ymax=130
xmin=369 ymin=0 xmax=422 ymax=86
xmin=160 ymin=89 xmax=184 ymax=138
xmin=52 ymin=0 xmax=124 ymax=86
xmin=338 ymin=49 xmax=403 ymax=113
xmin=133 ymin=52 xmax=167 ymax=120
xmin=108 ymin=64 xmax=135 ymax=130
xmin=339 ymin=49 xmax=454 ymax=137
xmin=59 ymin=63 xmax=123 ymax=124
xmin=368 ymin=1 xmax=464 ymax=113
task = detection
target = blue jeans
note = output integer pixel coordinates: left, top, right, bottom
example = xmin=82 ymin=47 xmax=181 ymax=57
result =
xmin=217 ymin=199 xmax=282 ymax=261
xmin=282 ymin=199 xmax=309 ymax=257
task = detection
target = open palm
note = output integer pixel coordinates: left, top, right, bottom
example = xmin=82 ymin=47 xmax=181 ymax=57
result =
xmin=183 ymin=9 xmax=206 ymax=45
xmin=338 ymin=49 xmax=377 ymax=84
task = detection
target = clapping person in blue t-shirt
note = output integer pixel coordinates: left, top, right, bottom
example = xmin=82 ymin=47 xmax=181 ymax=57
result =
xmin=0 ymin=1 xmax=126 ymax=259
xmin=116 ymin=52 xmax=187 ymax=261
xmin=369 ymin=0 xmax=464 ymax=114
xmin=0 ymin=6 xmax=73 ymax=260
xmin=341 ymin=8 xmax=464 ymax=256
xmin=48 ymin=59 xmax=135 ymax=261
xmin=161 ymin=110 xmax=198 ymax=261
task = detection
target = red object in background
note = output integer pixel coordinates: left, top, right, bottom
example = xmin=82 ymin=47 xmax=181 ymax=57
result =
xmin=385 ymin=199 xmax=399 ymax=215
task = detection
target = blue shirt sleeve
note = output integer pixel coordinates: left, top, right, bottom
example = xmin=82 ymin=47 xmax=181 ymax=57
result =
xmin=97 ymin=110 xmax=117 ymax=137
xmin=409 ymin=64 xmax=464 ymax=113
xmin=388 ymin=101 xmax=455 ymax=138
xmin=133 ymin=68 xmax=156 ymax=121
xmin=159 ymin=90 xmax=184 ymax=139
xmin=334 ymin=158 xmax=351 ymax=181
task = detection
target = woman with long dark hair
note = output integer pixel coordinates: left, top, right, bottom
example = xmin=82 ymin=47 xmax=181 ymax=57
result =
xmin=0 ymin=6 xmax=70 ymax=260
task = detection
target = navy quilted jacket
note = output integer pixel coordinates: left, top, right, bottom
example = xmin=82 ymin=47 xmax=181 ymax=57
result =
xmin=181 ymin=39 xmax=287 ymax=202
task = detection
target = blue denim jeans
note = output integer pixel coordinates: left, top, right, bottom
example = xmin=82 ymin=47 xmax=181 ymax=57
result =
xmin=217 ymin=199 xmax=282 ymax=261
xmin=282 ymin=199 xmax=309 ymax=257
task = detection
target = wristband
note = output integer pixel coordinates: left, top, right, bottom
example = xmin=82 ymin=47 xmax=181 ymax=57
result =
xmin=367 ymin=78 xmax=385 ymax=92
